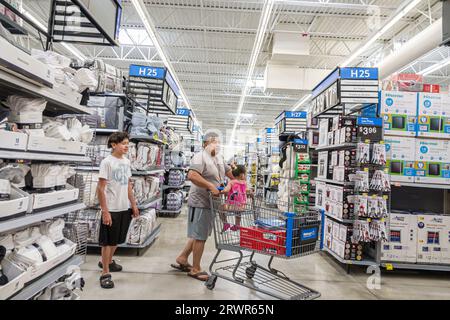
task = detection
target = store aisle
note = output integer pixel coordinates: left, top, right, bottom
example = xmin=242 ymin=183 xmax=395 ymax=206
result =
xmin=80 ymin=208 xmax=450 ymax=300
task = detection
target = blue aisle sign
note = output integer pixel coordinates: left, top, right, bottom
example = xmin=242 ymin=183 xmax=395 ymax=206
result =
xmin=266 ymin=128 xmax=274 ymax=133
xmin=129 ymin=65 xmax=166 ymax=79
xmin=176 ymin=108 xmax=190 ymax=116
xmin=340 ymin=67 xmax=379 ymax=80
xmin=285 ymin=111 xmax=307 ymax=118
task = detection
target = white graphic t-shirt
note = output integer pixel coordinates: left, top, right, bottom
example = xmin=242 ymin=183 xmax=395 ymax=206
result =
xmin=99 ymin=154 xmax=132 ymax=212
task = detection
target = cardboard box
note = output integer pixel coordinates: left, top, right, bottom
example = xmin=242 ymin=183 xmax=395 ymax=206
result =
xmin=0 ymin=130 xmax=28 ymax=151
xmin=27 ymin=135 xmax=88 ymax=155
xmin=317 ymin=152 xmax=328 ymax=179
xmin=0 ymin=36 xmax=55 ymax=88
xmin=381 ymin=213 xmax=417 ymax=263
xmin=28 ymin=184 xmax=79 ymax=212
xmin=381 ymin=91 xmax=417 ymax=136
xmin=0 ymin=187 xmax=30 ymax=221
xmin=385 ymin=136 xmax=416 ymax=182
xmin=8 ymin=111 xmax=43 ymax=124
xmin=416 ymin=214 xmax=450 ymax=264
xmin=417 ymin=93 xmax=449 ymax=139
xmin=414 ymin=139 xmax=450 ymax=184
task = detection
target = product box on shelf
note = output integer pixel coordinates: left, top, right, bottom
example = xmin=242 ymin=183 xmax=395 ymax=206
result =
xmin=53 ymin=83 xmax=82 ymax=106
xmin=317 ymin=152 xmax=328 ymax=179
xmin=0 ymin=130 xmax=28 ymax=151
xmin=414 ymin=139 xmax=450 ymax=185
xmin=381 ymin=213 xmax=417 ymax=263
xmin=24 ymin=240 xmax=77 ymax=283
xmin=417 ymin=93 xmax=450 ymax=139
xmin=8 ymin=111 xmax=43 ymax=124
xmin=416 ymin=214 xmax=450 ymax=264
xmin=381 ymin=91 xmax=417 ymax=136
xmin=318 ymin=119 xmax=331 ymax=147
xmin=339 ymin=224 xmax=352 ymax=242
xmin=332 ymin=220 xmax=340 ymax=240
xmin=0 ymin=36 xmax=55 ymax=88
xmin=0 ymin=186 xmax=30 ymax=221
xmin=385 ymin=136 xmax=416 ymax=182
xmin=27 ymin=135 xmax=88 ymax=156
xmin=26 ymin=184 xmax=80 ymax=212
xmin=0 ymin=257 xmax=28 ymax=300
xmin=315 ymin=181 xmax=326 ymax=210
xmin=332 ymin=238 xmax=346 ymax=258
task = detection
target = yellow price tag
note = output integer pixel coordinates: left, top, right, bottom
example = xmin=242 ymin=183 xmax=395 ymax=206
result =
xmin=380 ymin=141 xmax=384 ymax=144
xmin=383 ymin=195 xmax=388 ymax=200
xmin=364 ymin=167 xmax=369 ymax=172
xmin=363 ymin=193 xmax=368 ymax=196
xmin=381 ymin=218 xmax=385 ymax=222
xmin=367 ymin=218 xmax=372 ymax=222
xmin=365 ymin=139 xmax=371 ymax=143
xmin=385 ymin=263 xmax=394 ymax=271
xmin=372 ymin=195 xmax=377 ymax=198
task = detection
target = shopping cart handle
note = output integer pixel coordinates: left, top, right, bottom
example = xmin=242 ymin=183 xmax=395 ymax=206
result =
xmin=217 ymin=186 xmax=225 ymax=191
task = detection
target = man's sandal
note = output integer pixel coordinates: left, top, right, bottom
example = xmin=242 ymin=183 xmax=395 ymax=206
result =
xmin=100 ymin=274 xmax=114 ymax=289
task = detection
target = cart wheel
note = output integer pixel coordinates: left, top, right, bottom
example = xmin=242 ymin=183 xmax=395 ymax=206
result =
xmin=245 ymin=266 xmax=257 ymax=279
xmin=205 ymin=275 xmax=217 ymax=290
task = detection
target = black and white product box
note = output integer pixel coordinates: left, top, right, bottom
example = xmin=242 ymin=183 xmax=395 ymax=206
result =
xmin=0 ymin=186 xmax=30 ymax=221
xmin=318 ymin=119 xmax=331 ymax=147
xmin=324 ymin=184 xmax=354 ymax=219
xmin=315 ymin=181 xmax=326 ymax=209
xmin=324 ymin=217 xmax=363 ymax=261
xmin=332 ymin=149 xmax=357 ymax=182
xmin=381 ymin=213 xmax=417 ymax=263
xmin=27 ymin=136 xmax=88 ymax=155
xmin=317 ymin=151 xmax=328 ymax=179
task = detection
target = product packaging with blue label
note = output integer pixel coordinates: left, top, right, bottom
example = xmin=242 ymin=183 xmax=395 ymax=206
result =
xmin=414 ymin=139 xmax=450 ymax=184
xmin=381 ymin=91 xmax=417 ymax=136
xmin=417 ymin=93 xmax=450 ymax=138
xmin=385 ymin=137 xmax=416 ymax=182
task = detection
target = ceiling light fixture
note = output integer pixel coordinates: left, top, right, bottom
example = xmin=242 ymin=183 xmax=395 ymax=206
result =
xmin=292 ymin=94 xmax=311 ymax=111
xmin=340 ymin=0 xmax=422 ymax=67
xmin=418 ymin=57 xmax=450 ymax=76
xmin=229 ymin=0 xmax=275 ymax=147
xmin=131 ymin=0 xmax=192 ymax=111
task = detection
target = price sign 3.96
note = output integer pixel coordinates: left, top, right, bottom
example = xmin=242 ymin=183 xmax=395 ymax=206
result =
xmin=357 ymin=117 xmax=383 ymax=142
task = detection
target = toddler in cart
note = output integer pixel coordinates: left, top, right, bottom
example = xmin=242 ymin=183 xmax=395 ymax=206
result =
xmin=221 ymin=165 xmax=250 ymax=232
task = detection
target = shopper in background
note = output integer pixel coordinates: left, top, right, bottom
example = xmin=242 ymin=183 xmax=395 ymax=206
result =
xmin=171 ymin=131 xmax=233 ymax=282
xmin=97 ymin=132 xmax=139 ymax=289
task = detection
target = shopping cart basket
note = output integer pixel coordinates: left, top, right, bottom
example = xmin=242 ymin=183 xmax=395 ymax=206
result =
xmin=206 ymin=193 xmax=321 ymax=300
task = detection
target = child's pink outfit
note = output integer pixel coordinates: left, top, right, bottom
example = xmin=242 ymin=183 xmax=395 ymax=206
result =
xmin=222 ymin=180 xmax=247 ymax=232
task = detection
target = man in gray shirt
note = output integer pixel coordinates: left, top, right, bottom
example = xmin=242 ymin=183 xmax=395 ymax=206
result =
xmin=172 ymin=131 xmax=233 ymax=281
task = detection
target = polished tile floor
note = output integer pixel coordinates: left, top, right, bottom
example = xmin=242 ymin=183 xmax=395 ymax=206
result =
xmin=80 ymin=207 xmax=450 ymax=300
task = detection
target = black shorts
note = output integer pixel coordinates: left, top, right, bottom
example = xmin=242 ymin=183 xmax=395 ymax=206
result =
xmin=99 ymin=209 xmax=132 ymax=246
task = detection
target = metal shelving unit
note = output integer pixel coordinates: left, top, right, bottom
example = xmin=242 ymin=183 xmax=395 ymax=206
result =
xmin=0 ymin=202 xmax=86 ymax=233
xmin=138 ymin=196 xmax=162 ymax=210
xmin=129 ymin=134 xmax=168 ymax=146
xmin=0 ymin=69 xmax=92 ymax=116
xmin=322 ymin=246 xmax=377 ymax=267
xmin=315 ymin=143 xmax=357 ymax=152
xmin=323 ymin=211 xmax=354 ymax=224
xmin=391 ymin=181 xmax=450 ymax=190
xmin=314 ymin=177 xmax=354 ymax=186
xmin=9 ymin=255 xmax=84 ymax=300
xmin=0 ymin=150 xmax=92 ymax=163
xmin=381 ymin=262 xmax=450 ymax=272
xmin=88 ymin=224 xmax=161 ymax=256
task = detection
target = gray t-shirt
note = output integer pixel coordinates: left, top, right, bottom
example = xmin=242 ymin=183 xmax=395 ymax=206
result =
xmin=188 ymin=150 xmax=230 ymax=208
xmin=99 ymin=154 xmax=132 ymax=212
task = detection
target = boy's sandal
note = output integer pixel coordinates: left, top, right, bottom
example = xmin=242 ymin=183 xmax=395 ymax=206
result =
xmin=98 ymin=260 xmax=123 ymax=272
xmin=188 ymin=271 xmax=209 ymax=282
xmin=170 ymin=263 xmax=193 ymax=272
xmin=100 ymin=274 xmax=114 ymax=289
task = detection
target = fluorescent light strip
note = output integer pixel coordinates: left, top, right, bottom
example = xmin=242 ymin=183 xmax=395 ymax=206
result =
xmin=292 ymin=94 xmax=312 ymax=111
xmin=23 ymin=9 xmax=86 ymax=61
xmin=340 ymin=0 xmax=422 ymax=67
xmin=131 ymin=0 xmax=192 ymax=111
xmin=229 ymin=0 xmax=275 ymax=147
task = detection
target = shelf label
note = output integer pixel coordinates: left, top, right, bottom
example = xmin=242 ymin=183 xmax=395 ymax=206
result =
xmin=385 ymin=263 xmax=394 ymax=271
xmin=129 ymin=65 xmax=166 ymax=79
xmin=340 ymin=67 xmax=379 ymax=80
xmin=357 ymin=117 xmax=383 ymax=141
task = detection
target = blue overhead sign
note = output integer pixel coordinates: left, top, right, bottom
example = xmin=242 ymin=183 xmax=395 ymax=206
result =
xmin=285 ymin=111 xmax=307 ymax=119
xmin=176 ymin=108 xmax=190 ymax=116
xmin=129 ymin=65 xmax=165 ymax=79
xmin=340 ymin=67 xmax=379 ymax=80
xmin=266 ymin=128 xmax=274 ymax=133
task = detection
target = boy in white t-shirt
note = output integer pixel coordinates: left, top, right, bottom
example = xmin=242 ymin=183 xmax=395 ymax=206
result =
xmin=97 ymin=132 xmax=139 ymax=289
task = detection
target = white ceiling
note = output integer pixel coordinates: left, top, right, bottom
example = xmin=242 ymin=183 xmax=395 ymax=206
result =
xmin=21 ymin=0 xmax=447 ymax=137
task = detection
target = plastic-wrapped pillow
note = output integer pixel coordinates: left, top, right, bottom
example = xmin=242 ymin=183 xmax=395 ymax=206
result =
xmin=13 ymin=227 xmax=42 ymax=248
xmin=31 ymin=49 xmax=71 ymax=68
xmin=40 ymin=219 xmax=65 ymax=244
xmin=0 ymin=234 xmax=14 ymax=252
xmin=6 ymin=96 xmax=47 ymax=114
xmin=74 ymin=68 xmax=98 ymax=93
